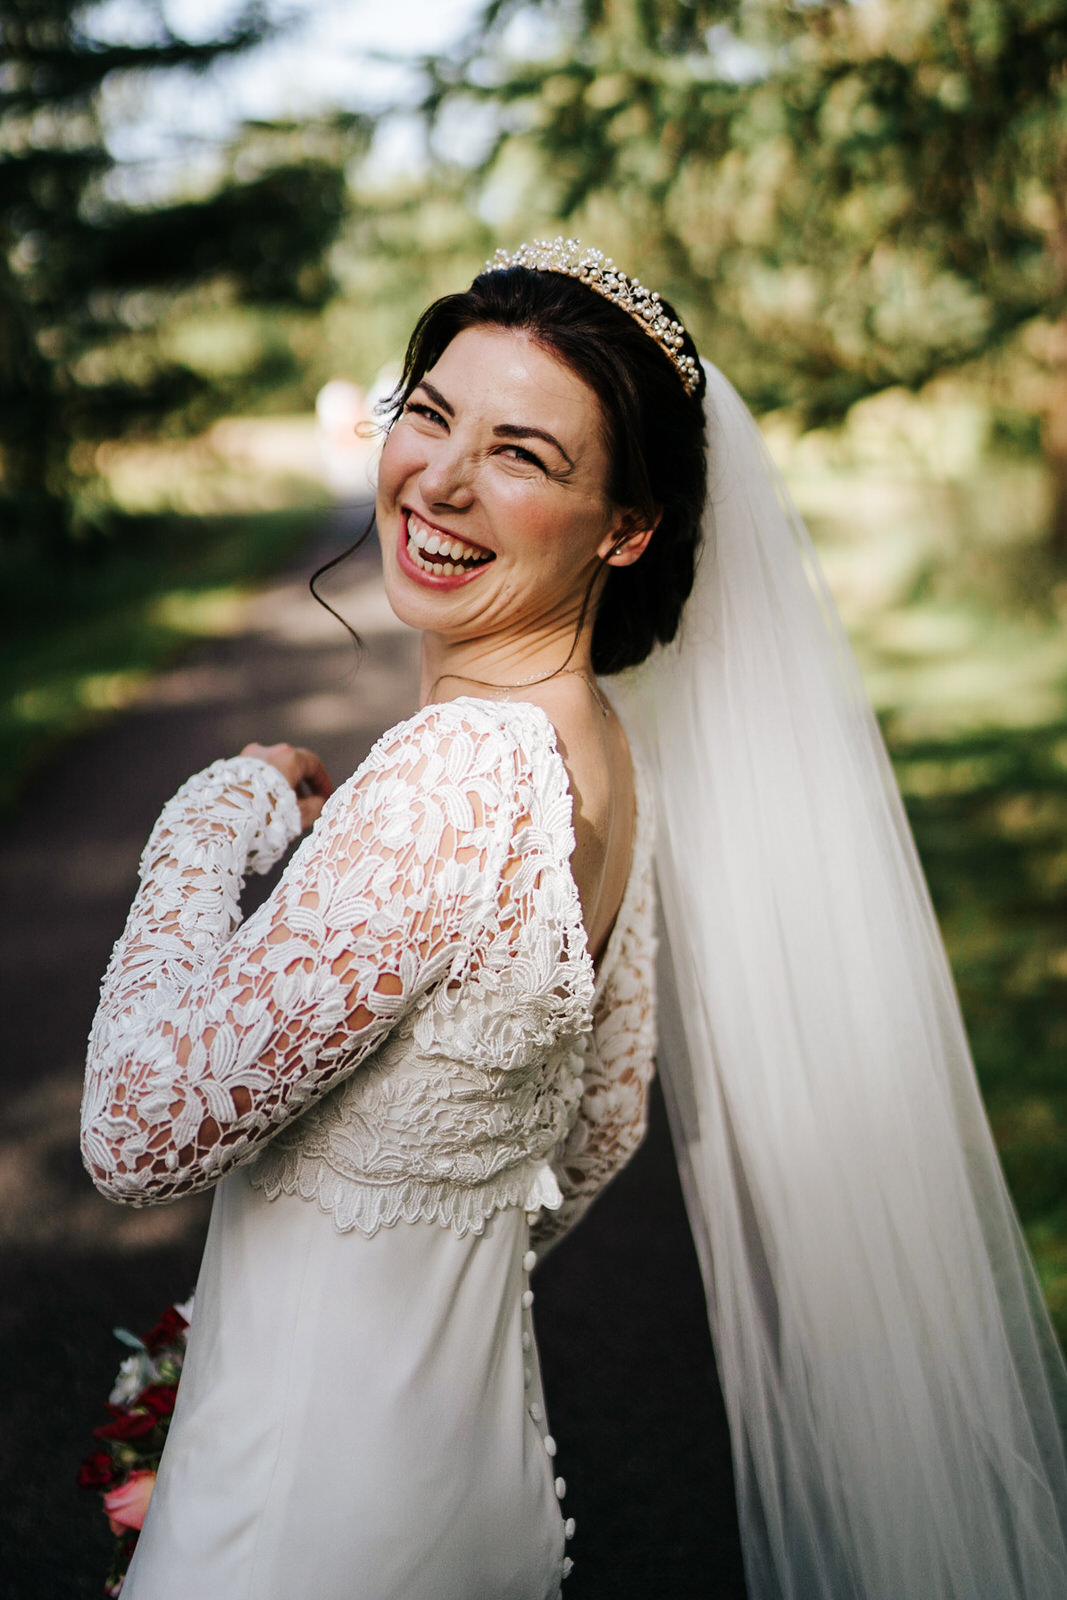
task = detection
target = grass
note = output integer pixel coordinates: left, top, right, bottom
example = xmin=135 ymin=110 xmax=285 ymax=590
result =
xmin=898 ymin=725 xmax=1067 ymax=1332
xmin=1 ymin=418 xmax=333 ymax=815
xmin=0 ymin=501 xmax=324 ymax=815
xmin=777 ymin=408 xmax=1067 ymax=1340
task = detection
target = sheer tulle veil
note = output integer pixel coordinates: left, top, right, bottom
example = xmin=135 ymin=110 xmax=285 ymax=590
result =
xmin=613 ymin=364 xmax=1067 ymax=1598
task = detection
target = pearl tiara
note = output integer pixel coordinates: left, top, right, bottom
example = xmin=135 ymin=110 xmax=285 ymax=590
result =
xmin=484 ymin=237 xmax=701 ymax=397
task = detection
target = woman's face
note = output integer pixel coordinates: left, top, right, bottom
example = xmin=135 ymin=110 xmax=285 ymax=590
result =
xmin=376 ymin=325 xmax=644 ymax=647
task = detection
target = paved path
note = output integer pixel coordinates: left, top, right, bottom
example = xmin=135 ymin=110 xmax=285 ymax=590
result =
xmin=0 ymin=507 xmax=745 ymax=1599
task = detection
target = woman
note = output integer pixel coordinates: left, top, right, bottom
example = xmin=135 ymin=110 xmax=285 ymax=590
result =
xmin=82 ymin=242 xmax=1067 ymax=1599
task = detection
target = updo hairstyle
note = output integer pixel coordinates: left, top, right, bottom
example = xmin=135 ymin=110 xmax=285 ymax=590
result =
xmin=387 ymin=264 xmax=708 ymax=675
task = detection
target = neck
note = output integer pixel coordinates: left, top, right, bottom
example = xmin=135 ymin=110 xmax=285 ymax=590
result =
xmin=419 ymin=617 xmax=595 ymax=708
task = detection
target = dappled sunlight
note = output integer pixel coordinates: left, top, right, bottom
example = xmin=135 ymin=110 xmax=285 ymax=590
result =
xmin=287 ymin=667 xmax=409 ymax=737
xmin=9 ymin=589 xmax=264 ymax=742
xmin=782 ymin=416 xmax=1067 ymax=739
xmin=92 ymin=416 xmax=379 ymax=520
xmin=1 ymin=504 xmax=327 ymax=814
xmin=863 ymin=643 xmax=1067 ymax=739
xmin=94 ymin=419 xmax=332 ymax=517
xmin=148 ymin=587 xmax=252 ymax=637
xmin=895 ymin=752 xmax=1004 ymax=797
xmin=774 ymin=416 xmax=1067 ymax=1339
xmin=886 ymin=716 xmax=1067 ymax=1333
xmin=12 ymin=670 xmax=150 ymax=730
xmin=242 ymin=562 xmax=403 ymax=647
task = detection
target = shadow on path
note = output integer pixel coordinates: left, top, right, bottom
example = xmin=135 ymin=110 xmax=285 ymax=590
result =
xmin=0 ymin=505 xmax=745 ymax=1599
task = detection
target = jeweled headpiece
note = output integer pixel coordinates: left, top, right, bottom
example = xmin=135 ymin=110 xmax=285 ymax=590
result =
xmin=484 ymin=237 xmax=700 ymax=398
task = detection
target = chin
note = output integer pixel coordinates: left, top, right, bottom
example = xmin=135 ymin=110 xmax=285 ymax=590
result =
xmin=380 ymin=564 xmax=426 ymax=632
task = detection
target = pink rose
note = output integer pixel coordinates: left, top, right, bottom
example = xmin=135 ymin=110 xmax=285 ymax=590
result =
xmin=103 ymin=1469 xmax=156 ymax=1536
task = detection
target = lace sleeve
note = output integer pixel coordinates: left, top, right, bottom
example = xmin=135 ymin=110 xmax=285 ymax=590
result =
xmin=81 ymin=707 xmax=524 ymax=1206
xmin=531 ymin=855 xmax=656 ymax=1253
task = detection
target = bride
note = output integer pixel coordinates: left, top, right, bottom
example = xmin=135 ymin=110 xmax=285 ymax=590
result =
xmin=82 ymin=241 xmax=1067 ymax=1599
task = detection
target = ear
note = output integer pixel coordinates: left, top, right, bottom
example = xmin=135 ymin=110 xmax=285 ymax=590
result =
xmin=597 ymin=507 xmax=662 ymax=568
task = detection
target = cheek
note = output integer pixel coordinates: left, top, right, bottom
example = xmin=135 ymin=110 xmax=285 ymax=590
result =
xmin=510 ymin=501 xmax=610 ymax=579
xmin=376 ymin=428 xmax=418 ymax=511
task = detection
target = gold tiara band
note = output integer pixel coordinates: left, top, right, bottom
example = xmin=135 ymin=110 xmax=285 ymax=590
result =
xmin=484 ymin=237 xmax=701 ymax=398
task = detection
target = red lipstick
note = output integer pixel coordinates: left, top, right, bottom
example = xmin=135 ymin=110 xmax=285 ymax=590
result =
xmin=396 ymin=511 xmax=494 ymax=591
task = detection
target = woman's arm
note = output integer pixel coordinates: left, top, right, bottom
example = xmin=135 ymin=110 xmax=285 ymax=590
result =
xmin=81 ymin=708 xmax=518 ymax=1206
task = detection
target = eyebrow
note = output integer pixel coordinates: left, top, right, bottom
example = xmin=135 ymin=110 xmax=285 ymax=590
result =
xmin=414 ymin=379 xmax=575 ymax=469
xmin=492 ymin=423 xmax=574 ymax=469
xmin=415 ymin=380 xmax=454 ymax=417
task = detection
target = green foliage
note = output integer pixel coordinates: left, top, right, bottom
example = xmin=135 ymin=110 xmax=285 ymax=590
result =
xmin=328 ymin=169 xmax=498 ymax=387
xmin=0 ymin=1 xmax=366 ymax=546
xmin=782 ymin=428 xmax=1067 ymax=1336
xmin=422 ymin=0 xmax=1067 ymax=420
xmin=0 ymin=499 xmax=323 ymax=814
xmin=900 ymin=722 xmax=1067 ymax=1334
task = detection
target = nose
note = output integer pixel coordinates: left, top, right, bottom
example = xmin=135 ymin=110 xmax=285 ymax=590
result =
xmin=417 ymin=435 xmax=475 ymax=512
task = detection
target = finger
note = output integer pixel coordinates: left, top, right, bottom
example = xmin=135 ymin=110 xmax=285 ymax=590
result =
xmin=297 ymin=792 xmax=328 ymax=829
xmin=291 ymin=747 xmax=333 ymax=798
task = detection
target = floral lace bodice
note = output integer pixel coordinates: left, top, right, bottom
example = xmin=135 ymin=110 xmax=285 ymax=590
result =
xmin=81 ymin=698 xmax=656 ymax=1242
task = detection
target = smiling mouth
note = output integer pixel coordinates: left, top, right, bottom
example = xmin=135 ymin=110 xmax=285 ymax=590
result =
xmin=405 ymin=511 xmax=494 ymax=576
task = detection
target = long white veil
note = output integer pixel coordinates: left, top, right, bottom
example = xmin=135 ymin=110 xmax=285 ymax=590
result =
xmin=615 ymin=364 xmax=1067 ymax=1598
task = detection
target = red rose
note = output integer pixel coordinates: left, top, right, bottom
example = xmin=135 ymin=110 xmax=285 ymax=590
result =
xmin=137 ymin=1384 xmax=177 ymax=1419
xmin=76 ymin=1450 xmax=118 ymax=1489
xmin=142 ymin=1306 xmax=188 ymax=1354
xmin=93 ymin=1406 xmax=159 ymax=1443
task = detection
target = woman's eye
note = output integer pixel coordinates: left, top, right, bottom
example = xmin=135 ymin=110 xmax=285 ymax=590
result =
xmin=501 ymin=444 xmax=545 ymax=470
xmin=404 ymin=401 xmax=446 ymax=426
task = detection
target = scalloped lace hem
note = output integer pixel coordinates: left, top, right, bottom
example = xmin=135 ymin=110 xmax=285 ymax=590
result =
xmin=247 ymin=1156 xmax=563 ymax=1238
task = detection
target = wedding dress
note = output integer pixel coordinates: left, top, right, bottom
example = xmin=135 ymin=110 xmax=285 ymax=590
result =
xmin=80 ymin=696 xmax=656 ymax=1600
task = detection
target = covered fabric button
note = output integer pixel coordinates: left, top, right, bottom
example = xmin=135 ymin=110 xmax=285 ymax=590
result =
xmin=554 ymin=1476 xmax=566 ymax=1499
xmin=562 ymin=1557 xmax=574 ymax=1579
xmin=522 ymin=1289 xmax=535 ymax=1309
xmin=524 ymin=1366 xmax=532 ymax=1388
xmin=521 ymin=1330 xmax=532 ymax=1351
xmin=564 ymin=1518 xmax=576 ymax=1539
xmin=523 ymin=1249 xmax=537 ymax=1272
xmin=544 ymin=1435 xmax=557 ymax=1456
xmin=529 ymin=1401 xmax=544 ymax=1423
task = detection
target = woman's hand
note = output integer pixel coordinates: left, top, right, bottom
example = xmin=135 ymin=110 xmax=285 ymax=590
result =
xmin=240 ymin=742 xmax=333 ymax=829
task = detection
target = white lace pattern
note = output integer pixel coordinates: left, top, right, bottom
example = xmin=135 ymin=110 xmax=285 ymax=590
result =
xmin=81 ymin=698 xmax=656 ymax=1239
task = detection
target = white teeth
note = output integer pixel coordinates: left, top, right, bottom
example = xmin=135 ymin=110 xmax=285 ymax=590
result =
xmin=405 ymin=512 xmax=492 ymax=575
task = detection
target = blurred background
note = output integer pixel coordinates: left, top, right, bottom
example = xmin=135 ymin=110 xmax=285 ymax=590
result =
xmin=2 ymin=0 xmax=1067 ymax=1591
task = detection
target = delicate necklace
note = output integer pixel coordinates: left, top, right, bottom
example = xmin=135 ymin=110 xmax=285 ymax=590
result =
xmin=430 ymin=664 xmax=611 ymax=719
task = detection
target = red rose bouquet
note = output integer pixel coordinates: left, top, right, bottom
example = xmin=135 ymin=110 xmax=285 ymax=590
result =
xmin=77 ymin=1298 xmax=193 ymax=1596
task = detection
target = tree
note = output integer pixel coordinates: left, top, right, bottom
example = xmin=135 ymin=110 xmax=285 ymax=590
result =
xmin=0 ymin=0 xmax=364 ymax=547
xmin=421 ymin=0 xmax=1067 ymax=542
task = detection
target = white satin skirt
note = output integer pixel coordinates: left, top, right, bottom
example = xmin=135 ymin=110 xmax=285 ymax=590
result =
xmin=122 ymin=1167 xmax=567 ymax=1600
